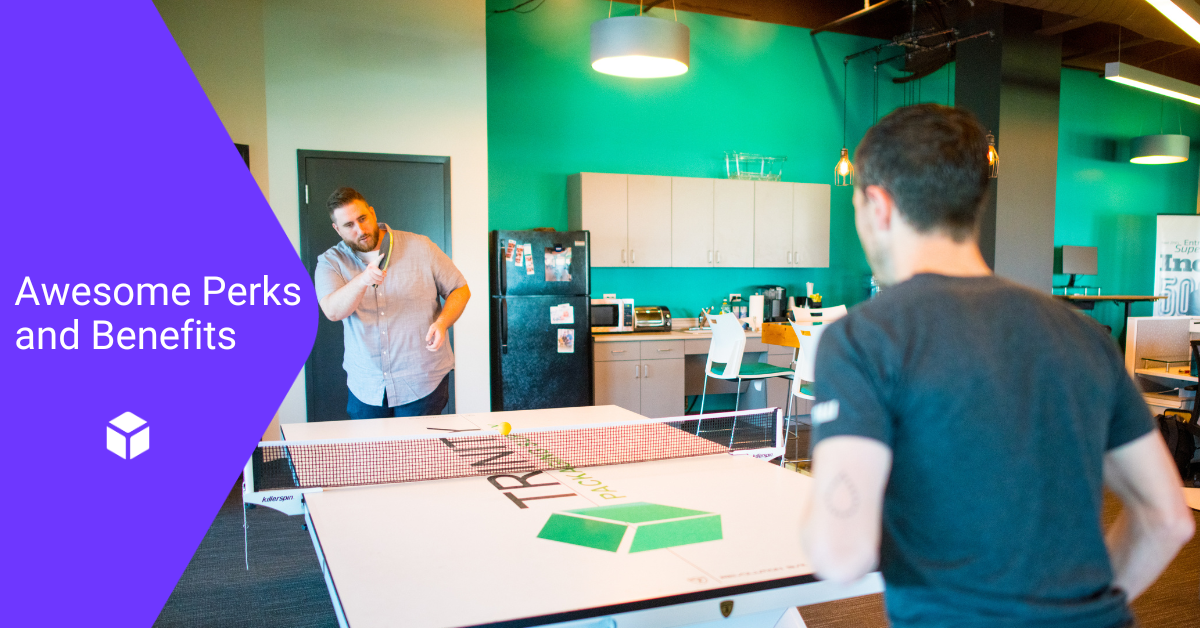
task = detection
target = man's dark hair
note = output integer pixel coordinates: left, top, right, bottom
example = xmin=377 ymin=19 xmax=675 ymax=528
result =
xmin=855 ymin=104 xmax=991 ymax=241
xmin=327 ymin=187 xmax=367 ymax=221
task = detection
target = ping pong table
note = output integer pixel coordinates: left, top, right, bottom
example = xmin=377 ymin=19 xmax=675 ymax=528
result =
xmin=243 ymin=405 xmax=882 ymax=628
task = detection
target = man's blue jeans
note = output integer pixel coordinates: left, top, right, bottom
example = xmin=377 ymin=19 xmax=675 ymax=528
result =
xmin=346 ymin=373 xmax=450 ymax=419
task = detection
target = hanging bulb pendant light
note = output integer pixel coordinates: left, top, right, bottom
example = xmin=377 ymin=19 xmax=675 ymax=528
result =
xmin=835 ymin=148 xmax=854 ymax=186
xmin=591 ymin=2 xmax=689 ymax=79
xmin=986 ymin=133 xmax=999 ymax=178
xmin=834 ymin=61 xmax=854 ymax=186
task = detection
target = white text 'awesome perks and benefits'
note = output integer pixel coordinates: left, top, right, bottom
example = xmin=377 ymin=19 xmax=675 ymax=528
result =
xmin=13 ymin=276 xmax=303 ymax=351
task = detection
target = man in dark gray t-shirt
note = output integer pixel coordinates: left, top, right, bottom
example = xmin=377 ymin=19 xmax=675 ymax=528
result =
xmin=800 ymin=105 xmax=1193 ymax=628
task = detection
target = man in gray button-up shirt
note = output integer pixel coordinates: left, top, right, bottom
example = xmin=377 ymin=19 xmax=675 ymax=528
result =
xmin=314 ymin=187 xmax=470 ymax=419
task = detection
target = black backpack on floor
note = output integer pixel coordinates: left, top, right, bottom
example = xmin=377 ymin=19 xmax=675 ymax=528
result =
xmin=1159 ymin=410 xmax=1197 ymax=481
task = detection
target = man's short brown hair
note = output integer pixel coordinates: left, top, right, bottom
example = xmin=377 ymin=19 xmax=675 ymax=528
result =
xmin=327 ymin=187 xmax=367 ymax=221
xmin=855 ymin=104 xmax=991 ymax=241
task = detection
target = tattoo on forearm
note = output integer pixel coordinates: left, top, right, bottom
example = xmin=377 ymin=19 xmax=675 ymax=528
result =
xmin=826 ymin=472 xmax=860 ymax=519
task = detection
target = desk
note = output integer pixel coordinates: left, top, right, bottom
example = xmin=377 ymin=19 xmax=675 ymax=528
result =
xmin=1056 ymin=295 xmax=1164 ymax=346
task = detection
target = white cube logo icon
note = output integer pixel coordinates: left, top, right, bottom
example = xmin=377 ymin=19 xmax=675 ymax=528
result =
xmin=107 ymin=412 xmax=149 ymax=459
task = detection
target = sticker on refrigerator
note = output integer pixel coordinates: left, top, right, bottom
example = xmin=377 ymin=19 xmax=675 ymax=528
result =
xmin=557 ymin=328 xmax=575 ymax=353
xmin=550 ymin=303 xmax=574 ymax=325
xmin=505 ymin=239 xmax=516 ymax=261
xmin=513 ymin=243 xmax=524 ymax=266
xmin=575 ymin=241 xmax=585 ymax=246
xmin=524 ymin=244 xmax=535 ymax=275
xmin=544 ymin=247 xmax=572 ymax=282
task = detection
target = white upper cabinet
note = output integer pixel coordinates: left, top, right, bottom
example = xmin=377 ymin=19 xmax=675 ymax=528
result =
xmin=627 ymin=175 xmax=673 ymax=267
xmin=671 ymin=177 xmax=715 ymax=267
xmin=713 ymin=178 xmax=754 ymax=267
xmin=753 ymin=181 xmax=793 ymax=268
xmin=793 ymin=183 xmax=831 ymax=268
xmin=569 ymin=172 xmax=628 ymax=267
xmin=572 ymin=173 xmax=827 ymax=269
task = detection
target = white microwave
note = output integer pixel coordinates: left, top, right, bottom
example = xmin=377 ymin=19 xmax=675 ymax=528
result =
xmin=591 ymin=298 xmax=635 ymax=334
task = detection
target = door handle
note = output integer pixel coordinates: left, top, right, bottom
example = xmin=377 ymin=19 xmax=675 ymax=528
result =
xmin=794 ymin=250 xmax=800 ymax=265
xmin=634 ymin=364 xmax=640 ymax=379
xmin=643 ymin=363 xmax=650 ymax=378
xmin=716 ymin=251 xmax=721 ymax=264
xmin=708 ymin=250 xmax=713 ymax=263
xmin=500 ymin=298 xmax=508 ymax=355
xmin=631 ymin=250 xmax=636 ymax=264
xmin=611 ymin=349 xmax=626 ymax=354
xmin=622 ymin=249 xmax=626 ymax=264
xmin=786 ymin=251 xmax=792 ymax=264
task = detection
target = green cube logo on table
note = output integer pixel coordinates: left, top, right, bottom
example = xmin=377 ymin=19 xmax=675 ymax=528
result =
xmin=537 ymin=502 xmax=722 ymax=553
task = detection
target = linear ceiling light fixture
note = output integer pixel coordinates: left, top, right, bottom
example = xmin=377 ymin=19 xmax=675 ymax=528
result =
xmin=1145 ymin=0 xmax=1200 ymax=45
xmin=592 ymin=2 xmax=689 ymax=79
xmin=1105 ymin=62 xmax=1200 ymax=106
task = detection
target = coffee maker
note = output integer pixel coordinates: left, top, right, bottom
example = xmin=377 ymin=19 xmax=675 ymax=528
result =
xmin=757 ymin=285 xmax=788 ymax=322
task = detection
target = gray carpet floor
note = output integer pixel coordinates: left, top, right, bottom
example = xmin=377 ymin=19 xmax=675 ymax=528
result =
xmin=156 ymin=479 xmax=1200 ymax=627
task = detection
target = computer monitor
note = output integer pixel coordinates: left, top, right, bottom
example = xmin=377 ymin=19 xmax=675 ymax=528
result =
xmin=1061 ymin=245 xmax=1098 ymax=287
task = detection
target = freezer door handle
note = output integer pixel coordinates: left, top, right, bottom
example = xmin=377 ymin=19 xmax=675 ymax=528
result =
xmin=499 ymin=244 xmax=508 ymax=296
xmin=500 ymin=298 xmax=508 ymax=355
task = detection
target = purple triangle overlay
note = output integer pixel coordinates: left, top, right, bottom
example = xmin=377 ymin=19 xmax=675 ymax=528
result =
xmin=1 ymin=2 xmax=317 ymax=625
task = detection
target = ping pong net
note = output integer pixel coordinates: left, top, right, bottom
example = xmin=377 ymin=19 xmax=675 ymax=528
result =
xmin=249 ymin=408 xmax=782 ymax=493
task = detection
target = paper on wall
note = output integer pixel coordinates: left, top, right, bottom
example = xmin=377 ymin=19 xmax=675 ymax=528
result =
xmin=514 ymin=243 xmax=524 ymax=266
xmin=524 ymin=243 xmax=534 ymax=275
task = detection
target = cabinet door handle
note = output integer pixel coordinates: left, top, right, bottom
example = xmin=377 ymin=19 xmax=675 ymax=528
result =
xmin=657 ymin=348 xmax=673 ymax=352
xmin=621 ymin=249 xmax=626 ymax=264
xmin=708 ymin=250 xmax=713 ymax=263
xmin=643 ymin=363 xmax=650 ymax=378
xmin=794 ymin=250 xmax=800 ymax=265
xmin=786 ymin=251 xmax=793 ymax=264
xmin=631 ymin=250 xmax=636 ymax=264
xmin=716 ymin=251 xmax=722 ymax=263
xmin=634 ymin=364 xmax=640 ymax=378
xmin=611 ymin=349 xmax=626 ymax=354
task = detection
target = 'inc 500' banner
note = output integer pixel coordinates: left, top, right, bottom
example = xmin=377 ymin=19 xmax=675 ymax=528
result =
xmin=1155 ymin=215 xmax=1200 ymax=316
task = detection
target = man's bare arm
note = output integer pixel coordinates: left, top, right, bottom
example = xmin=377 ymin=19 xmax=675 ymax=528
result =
xmin=426 ymin=285 xmax=470 ymax=351
xmin=320 ymin=257 xmax=385 ymax=322
xmin=801 ymin=435 xmax=893 ymax=583
xmin=1103 ymin=431 xmax=1194 ymax=599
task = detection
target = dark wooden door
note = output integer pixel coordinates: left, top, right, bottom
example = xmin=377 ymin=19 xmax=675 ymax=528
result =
xmin=298 ymin=151 xmax=452 ymax=421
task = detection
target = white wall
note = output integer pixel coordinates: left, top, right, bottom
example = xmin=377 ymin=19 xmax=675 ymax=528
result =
xmin=264 ymin=0 xmax=490 ymax=420
xmin=156 ymin=0 xmax=284 ymax=439
xmin=154 ymin=0 xmax=269 ymax=199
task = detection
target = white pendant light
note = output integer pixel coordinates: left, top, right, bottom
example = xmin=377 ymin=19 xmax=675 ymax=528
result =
xmin=591 ymin=9 xmax=689 ymax=79
xmin=1130 ymin=134 xmax=1190 ymax=164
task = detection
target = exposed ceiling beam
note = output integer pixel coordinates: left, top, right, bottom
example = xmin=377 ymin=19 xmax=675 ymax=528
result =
xmin=1035 ymin=16 xmax=1096 ymax=37
xmin=643 ymin=0 xmax=670 ymax=11
xmin=811 ymin=0 xmax=902 ymax=36
xmin=1062 ymin=36 xmax=1157 ymax=62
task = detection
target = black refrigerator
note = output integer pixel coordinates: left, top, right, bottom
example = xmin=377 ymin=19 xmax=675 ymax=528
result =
xmin=490 ymin=230 xmax=592 ymax=411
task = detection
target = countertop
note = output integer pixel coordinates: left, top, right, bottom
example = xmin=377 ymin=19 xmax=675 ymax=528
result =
xmin=593 ymin=329 xmax=762 ymax=342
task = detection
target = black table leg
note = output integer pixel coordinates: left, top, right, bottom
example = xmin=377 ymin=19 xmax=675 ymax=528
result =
xmin=1117 ymin=300 xmax=1132 ymax=352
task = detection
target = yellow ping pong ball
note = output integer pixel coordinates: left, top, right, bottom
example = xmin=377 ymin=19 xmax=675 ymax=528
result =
xmin=498 ymin=422 xmax=512 ymax=436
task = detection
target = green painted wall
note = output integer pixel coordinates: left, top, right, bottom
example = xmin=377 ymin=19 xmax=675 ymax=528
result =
xmin=1053 ymin=68 xmax=1200 ymax=335
xmin=485 ymin=2 xmax=947 ymax=317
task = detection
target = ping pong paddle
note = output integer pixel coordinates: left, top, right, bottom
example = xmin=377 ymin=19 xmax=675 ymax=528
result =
xmin=371 ymin=230 xmax=393 ymax=287
xmin=378 ymin=229 xmax=393 ymax=272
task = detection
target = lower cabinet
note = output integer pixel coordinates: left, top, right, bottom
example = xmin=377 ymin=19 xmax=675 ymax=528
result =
xmin=594 ymin=340 xmax=685 ymax=418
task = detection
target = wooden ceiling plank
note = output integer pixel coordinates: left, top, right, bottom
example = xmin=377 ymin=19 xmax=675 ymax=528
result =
xmin=811 ymin=0 xmax=903 ymax=35
xmin=1035 ymin=16 xmax=1096 ymax=37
